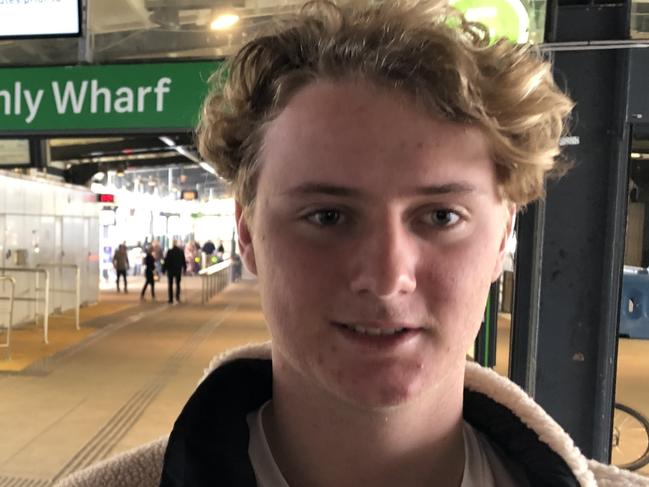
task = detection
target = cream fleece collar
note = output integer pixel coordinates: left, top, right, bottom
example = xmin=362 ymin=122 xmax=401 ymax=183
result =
xmin=200 ymin=341 xmax=597 ymax=487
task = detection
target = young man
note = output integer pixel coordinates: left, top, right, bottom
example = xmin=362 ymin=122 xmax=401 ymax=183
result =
xmin=56 ymin=1 xmax=648 ymax=486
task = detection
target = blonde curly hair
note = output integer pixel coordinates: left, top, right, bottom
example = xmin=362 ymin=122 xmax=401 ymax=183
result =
xmin=197 ymin=0 xmax=574 ymax=213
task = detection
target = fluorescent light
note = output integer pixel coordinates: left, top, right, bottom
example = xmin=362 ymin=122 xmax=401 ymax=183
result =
xmin=211 ymin=13 xmax=239 ymax=31
xmin=199 ymin=161 xmax=217 ymax=176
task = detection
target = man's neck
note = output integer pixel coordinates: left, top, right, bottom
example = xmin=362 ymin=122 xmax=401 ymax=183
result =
xmin=264 ymin=363 xmax=467 ymax=487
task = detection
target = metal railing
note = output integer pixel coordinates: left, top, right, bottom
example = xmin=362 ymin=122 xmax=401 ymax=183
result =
xmin=0 ymin=276 xmax=16 ymax=357
xmin=36 ymin=263 xmax=81 ymax=331
xmin=199 ymin=259 xmax=231 ymax=305
xmin=0 ymin=267 xmax=50 ymax=344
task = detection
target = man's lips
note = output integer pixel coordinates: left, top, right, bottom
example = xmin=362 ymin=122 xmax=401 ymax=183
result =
xmin=331 ymin=321 xmax=425 ymax=337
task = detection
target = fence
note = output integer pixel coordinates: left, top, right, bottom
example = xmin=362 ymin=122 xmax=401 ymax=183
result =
xmin=0 ymin=267 xmax=50 ymax=344
xmin=36 ymin=263 xmax=81 ymax=331
xmin=0 ymin=276 xmax=16 ymax=357
xmin=199 ymin=259 xmax=231 ymax=305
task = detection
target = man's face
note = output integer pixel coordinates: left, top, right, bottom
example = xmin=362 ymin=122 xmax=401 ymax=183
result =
xmin=237 ymin=80 xmax=513 ymax=409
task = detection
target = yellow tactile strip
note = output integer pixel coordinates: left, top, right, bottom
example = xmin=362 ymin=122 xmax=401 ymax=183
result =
xmin=0 ymin=301 xmax=137 ymax=373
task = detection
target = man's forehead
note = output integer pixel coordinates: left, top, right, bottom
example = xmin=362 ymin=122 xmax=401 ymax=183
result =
xmin=263 ymin=80 xmax=490 ymax=156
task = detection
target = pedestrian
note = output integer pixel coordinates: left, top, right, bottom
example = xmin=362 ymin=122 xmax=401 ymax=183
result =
xmin=112 ymin=243 xmax=129 ymax=293
xmin=56 ymin=1 xmax=647 ymax=486
xmin=140 ymin=246 xmax=156 ymax=301
xmin=216 ymin=240 xmax=225 ymax=262
xmin=163 ymin=240 xmax=186 ymax=304
xmin=152 ymin=240 xmax=163 ymax=277
xmin=184 ymin=241 xmax=195 ymax=275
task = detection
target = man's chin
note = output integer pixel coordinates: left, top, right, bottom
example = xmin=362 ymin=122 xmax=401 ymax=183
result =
xmin=333 ymin=379 xmax=425 ymax=411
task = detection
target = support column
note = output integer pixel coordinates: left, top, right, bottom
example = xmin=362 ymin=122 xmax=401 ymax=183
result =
xmin=511 ymin=2 xmax=631 ymax=462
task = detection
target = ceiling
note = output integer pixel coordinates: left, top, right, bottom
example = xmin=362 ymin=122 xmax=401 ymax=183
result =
xmin=0 ymin=0 xmax=308 ymax=199
xmin=47 ymin=134 xmax=230 ymax=199
xmin=0 ymin=0 xmax=307 ymax=65
xmin=4 ymin=0 xmax=649 ymax=199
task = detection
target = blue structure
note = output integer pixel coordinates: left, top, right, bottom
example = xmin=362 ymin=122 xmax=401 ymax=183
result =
xmin=620 ymin=267 xmax=649 ymax=339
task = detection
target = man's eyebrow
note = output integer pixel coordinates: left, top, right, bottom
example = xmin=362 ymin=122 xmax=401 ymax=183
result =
xmin=282 ymin=183 xmax=363 ymax=197
xmin=413 ymin=182 xmax=480 ymax=195
xmin=281 ymin=182 xmax=482 ymax=197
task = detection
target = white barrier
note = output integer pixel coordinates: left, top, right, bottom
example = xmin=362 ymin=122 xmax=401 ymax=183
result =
xmin=0 ymin=276 xmax=16 ymax=357
xmin=199 ymin=260 xmax=231 ymax=305
xmin=0 ymin=267 xmax=50 ymax=344
xmin=36 ymin=263 xmax=81 ymax=331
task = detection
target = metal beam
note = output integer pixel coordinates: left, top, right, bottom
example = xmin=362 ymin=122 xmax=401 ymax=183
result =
xmin=509 ymin=0 xmax=632 ymax=462
xmin=518 ymin=2 xmax=632 ymax=462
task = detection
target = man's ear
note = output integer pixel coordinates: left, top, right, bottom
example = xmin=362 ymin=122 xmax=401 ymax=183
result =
xmin=236 ymin=202 xmax=257 ymax=275
xmin=491 ymin=204 xmax=516 ymax=282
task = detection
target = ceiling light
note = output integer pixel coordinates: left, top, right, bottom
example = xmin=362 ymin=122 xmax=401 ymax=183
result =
xmin=211 ymin=13 xmax=239 ymax=31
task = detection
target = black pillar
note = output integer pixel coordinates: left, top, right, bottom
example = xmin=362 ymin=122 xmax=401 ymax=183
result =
xmin=511 ymin=2 xmax=631 ymax=462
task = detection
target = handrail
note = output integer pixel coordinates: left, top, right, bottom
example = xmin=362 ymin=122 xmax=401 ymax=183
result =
xmin=198 ymin=259 xmax=231 ymax=276
xmin=0 ymin=276 xmax=16 ymax=357
xmin=36 ymin=263 xmax=81 ymax=330
xmin=199 ymin=260 xmax=231 ymax=304
xmin=0 ymin=267 xmax=50 ymax=344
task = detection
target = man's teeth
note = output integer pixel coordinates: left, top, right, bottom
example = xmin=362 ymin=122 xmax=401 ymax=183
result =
xmin=344 ymin=324 xmax=408 ymax=336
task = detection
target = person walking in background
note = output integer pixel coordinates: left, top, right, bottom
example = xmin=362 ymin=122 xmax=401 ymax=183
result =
xmin=112 ymin=243 xmax=129 ymax=293
xmin=163 ymin=240 xmax=186 ymax=304
xmin=216 ymin=240 xmax=225 ymax=262
xmin=140 ymin=246 xmax=156 ymax=301
xmin=184 ymin=241 xmax=195 ymax=275
xmin=152 ymin=240 xmax=163 ymax=277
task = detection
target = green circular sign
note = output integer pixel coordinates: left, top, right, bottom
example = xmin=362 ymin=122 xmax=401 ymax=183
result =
xmin=450 ymin=0 xmax=530 ymax=43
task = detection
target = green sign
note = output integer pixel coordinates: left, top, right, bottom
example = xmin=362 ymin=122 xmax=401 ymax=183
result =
xmin=0 ymin=61 xmax=222 ymax=133
xmin=450 ymin=0 xmax=531 ymax=43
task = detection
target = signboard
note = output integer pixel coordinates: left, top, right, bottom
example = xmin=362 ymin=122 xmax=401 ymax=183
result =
xmin=0 ymin=61 xmax=221 ymax=134
xmin=0 ymin=0 xmax=81 ymax=38
xmin=0 ymin=138 xmax=29 ymax=165
xmin=451 ymin=0 xmax=532 ymax=43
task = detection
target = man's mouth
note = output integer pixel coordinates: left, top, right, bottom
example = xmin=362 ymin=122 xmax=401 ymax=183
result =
xmin=338 ymin=323 xmax=411 ymax=336
xmin=333 ymin=321 xmax=422 ymax=337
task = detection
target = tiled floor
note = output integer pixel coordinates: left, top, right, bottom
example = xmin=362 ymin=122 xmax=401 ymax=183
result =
xmin=1 ymin=278 xmax=647 ymax=485
xmin=0 ymin=277 xmax=270 ymax=484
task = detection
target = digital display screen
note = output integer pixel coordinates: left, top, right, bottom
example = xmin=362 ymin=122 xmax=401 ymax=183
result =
xmin=96 ymin=194 xmax=115 ymax=203
xmin=0 ymin=0 xmax=81 ymax=38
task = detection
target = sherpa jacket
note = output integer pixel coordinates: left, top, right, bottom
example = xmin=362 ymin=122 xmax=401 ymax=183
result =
xmin=55 ymin=342 xmax=649 ymax=487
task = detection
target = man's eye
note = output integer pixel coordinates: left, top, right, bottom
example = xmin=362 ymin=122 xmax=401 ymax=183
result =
xmin=426 ymin=210 xmax=460 ymax=227
xmin=307 ymin=209 xmax=342 ymax=226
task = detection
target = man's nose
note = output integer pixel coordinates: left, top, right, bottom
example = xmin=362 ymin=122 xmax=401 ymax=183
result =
xmin=348 ymin=219 xmax=417 ymax=298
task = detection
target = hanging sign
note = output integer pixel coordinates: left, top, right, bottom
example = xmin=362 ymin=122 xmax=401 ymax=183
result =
xmin=0 ymin=61 xmax=221 ymax=134
xmin=450 ymin=0 xmax=531 ymax=43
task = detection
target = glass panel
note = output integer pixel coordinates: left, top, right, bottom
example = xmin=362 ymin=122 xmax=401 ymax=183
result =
xmin=631 ymin=1 xmax=649 ymax=39
xmin=0 ymin=0 xmax=547 ymax=67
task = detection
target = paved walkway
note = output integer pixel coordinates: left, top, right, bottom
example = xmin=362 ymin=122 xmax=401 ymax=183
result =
xmin=0 ymin=277 xmax=269 ymax=485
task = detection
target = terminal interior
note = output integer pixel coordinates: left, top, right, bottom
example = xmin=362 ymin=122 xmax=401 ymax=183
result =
xmin=2 ymin=0 xmax=649 ymax=484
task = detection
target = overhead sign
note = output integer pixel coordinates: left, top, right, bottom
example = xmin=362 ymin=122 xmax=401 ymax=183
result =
xmin=0 ymin=61 xmax=221 ymax=134
xmin=0 ymin=0 xmax=81 ymax=38
xmin=0 ymin=138 xmax=29 ymax=165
